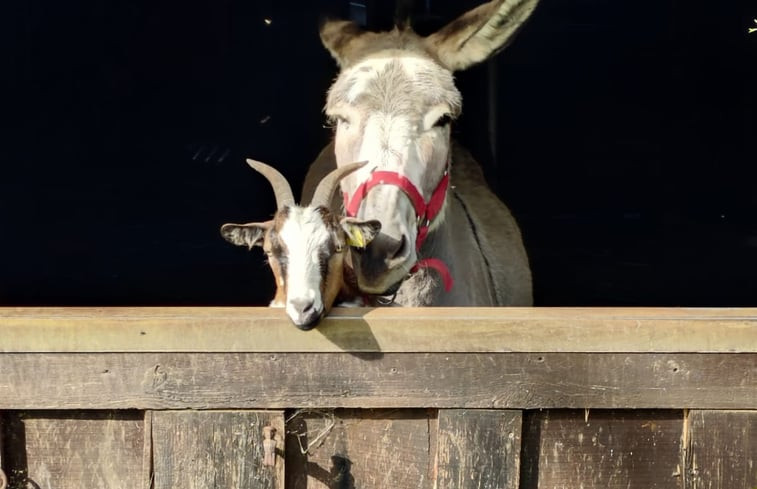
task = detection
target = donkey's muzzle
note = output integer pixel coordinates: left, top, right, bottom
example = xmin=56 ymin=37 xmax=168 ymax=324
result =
xmin=353 ymin=232 xmax=413 ymax=293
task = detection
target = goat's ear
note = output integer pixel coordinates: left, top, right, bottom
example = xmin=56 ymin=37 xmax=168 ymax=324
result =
xmin=424 ymin=0 xmax=539 ymax=71
xmin=220 ymin=222 xmax=271 ymax=250
xmin=340 ymin=217 xmax=381 ymax=248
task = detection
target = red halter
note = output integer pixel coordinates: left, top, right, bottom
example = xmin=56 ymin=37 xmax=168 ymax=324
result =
xmin=343 ymin=162 xmax=454 ymax=292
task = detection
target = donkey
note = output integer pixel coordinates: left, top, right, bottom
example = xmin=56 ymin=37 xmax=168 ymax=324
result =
xmin=221 ymin=159 xmax=381 ymax=329
xmin=302 ymin=0 xmax=537 ymax=306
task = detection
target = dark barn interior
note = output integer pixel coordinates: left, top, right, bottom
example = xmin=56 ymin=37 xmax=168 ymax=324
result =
xmin=3 ymin=0 xmax=756 ymax=306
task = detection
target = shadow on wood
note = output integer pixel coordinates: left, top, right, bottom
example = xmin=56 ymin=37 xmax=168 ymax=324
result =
xmin=286 ymin=409 xmax=435 ymax=489
xmin=316 ymin=309 xmax=384 ymax=360
xmin=304 ymin=456 xmax=356 ymax=489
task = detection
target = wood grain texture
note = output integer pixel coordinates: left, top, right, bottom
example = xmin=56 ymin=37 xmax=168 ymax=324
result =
xmin=1 ymin=353 xmax=755 ymax=410
xmin=151 ymin=410 xmax=284 ymax=489
xmin=687 ymin=410 xmax=757 ymax=489
xmin=285 ymin=409 xmax=435 ymax=489
xmin=520 ymin=410 xmax=684 ymax=489
xmin=2 ymin=307 xmax=757 ymax=353
xmin=436 ymin=409 xmax=522 ymax=489
xmin=1 ymin=411 xmax=148 ymax=489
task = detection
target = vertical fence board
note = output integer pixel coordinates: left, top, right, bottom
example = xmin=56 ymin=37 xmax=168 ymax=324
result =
xmin=435 ymin=409 xmax=522 ymax=489
xmin=143 ymin=410 xmax=153 ymax=488
xmin=285 ymin=409 xmax=435 ymax=489
xmin=520 ymin=410 xmax=683 ymax=489
xmin=0 ymin=411 xmax=148 ymax=489
xmin=688 ymin=410 xmax=757 ymax=489
xmin=151 ymin=410 xmax=284 ymax=489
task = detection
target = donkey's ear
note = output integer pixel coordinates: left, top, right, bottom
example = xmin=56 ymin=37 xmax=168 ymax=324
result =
xmin=220 ymin=222 xmax=271 ymax=250
xmin=340 ymin=217 xmax=381 ymax=249
xmin=424 ymin=0 xmax=540 ymax=71
xmin=319 ymin=19 xmax=366 ymax=67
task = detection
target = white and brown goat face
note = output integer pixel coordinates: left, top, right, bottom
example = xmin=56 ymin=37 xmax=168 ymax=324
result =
xmin=221 ymin=160 xmax=380 ymax=330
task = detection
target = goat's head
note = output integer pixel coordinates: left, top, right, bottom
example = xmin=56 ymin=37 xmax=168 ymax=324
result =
xmin=221 ymin=159 xmax=381 ymax=330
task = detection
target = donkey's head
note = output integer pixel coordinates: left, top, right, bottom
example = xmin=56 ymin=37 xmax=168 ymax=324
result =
xmin=221 ymin=160 xmax=380 ymax=330
xmin=321 ymin=0 xmax=539 ymax=294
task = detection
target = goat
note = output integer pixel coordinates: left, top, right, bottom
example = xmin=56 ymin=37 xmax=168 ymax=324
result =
xmin=221 ymin=159 xmax=380 ymax=329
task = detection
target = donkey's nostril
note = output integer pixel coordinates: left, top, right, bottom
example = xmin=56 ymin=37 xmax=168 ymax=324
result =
xmin=391 ymin=235 xmax=408 ymax=260
xmin=361 ymin=233 xmax=412 ymax=272
xmin=290 ymin=298 xmax=315 ymax=315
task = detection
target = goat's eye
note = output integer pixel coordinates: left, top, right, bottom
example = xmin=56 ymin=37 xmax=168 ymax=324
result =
xmin=433 ymin=114 xmax=453 ymax=128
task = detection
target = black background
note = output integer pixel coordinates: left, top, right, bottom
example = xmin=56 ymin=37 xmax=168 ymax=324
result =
xmin=3 ymin=0 xmax=756 ymax=306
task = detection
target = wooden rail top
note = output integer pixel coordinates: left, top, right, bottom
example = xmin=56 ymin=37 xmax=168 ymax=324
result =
xmin=1 ymin=307 xmax=756 ymax=353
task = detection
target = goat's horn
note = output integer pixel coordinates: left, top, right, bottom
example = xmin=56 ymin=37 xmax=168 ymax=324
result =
xmin=246 ymin=159 xmax=295 ymax=209
xmin=309 ymin=161 xmax=368 ymax=208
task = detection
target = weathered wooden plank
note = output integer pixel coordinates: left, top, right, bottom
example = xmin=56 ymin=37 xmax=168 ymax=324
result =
xmin=687 ymin=410 xmax=757 ymax=489
xmin=520 ymin=410 xmax=683 ymax=489
xmin=142 ymin=410 xmax=152 ymax=488
xmin=285 ymin=409 xmax=435 ymax=489
xmin=0 ymin=411 xmax=148 ymax=489
xmin=0 ymin=414 xmax=7 ymax=489
xmin=1 ymin=307 xmax=757 ymax=353
xmin=151 ymin=410 xmax=284 ymax=489
xmin=0 ymin=353 xmax=754 ymax=409
xmin=436 ymin=409 xmax=522 ymax=489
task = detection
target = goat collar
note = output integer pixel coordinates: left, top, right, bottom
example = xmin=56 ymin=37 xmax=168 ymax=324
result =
xmin=343 ymin=159 xmax=453 ymax=292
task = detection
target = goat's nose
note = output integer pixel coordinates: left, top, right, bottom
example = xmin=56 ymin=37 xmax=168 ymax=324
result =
xmin=289 ymin=298 xmax=315 ymax=315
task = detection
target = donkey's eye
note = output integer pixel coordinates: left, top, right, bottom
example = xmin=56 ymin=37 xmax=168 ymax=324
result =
xmin=323 ymin=118 xmax=337 ymax=130
xmin=433 ymin=114 xmax=453 ymax=128
xmin=327 ymin=113 xmax=351 ymax=126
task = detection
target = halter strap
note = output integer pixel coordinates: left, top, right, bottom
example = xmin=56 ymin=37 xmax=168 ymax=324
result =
xmin=343 ymin=162 xmax=453 ymax=292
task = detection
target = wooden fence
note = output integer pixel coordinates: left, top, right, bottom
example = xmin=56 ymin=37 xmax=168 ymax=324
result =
xmin=0 ymin=307 xmax=755 ymax=488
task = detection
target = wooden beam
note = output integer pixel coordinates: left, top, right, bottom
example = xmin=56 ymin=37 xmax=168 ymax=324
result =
xmin=1 ymin=307 xmax=756 ymax=353
xmin=0 ymin=352 xmax=754 ymax=410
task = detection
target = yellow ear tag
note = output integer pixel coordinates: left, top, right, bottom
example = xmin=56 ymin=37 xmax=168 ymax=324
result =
xmin=345 ymin=227 xmax=365 ymax=248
